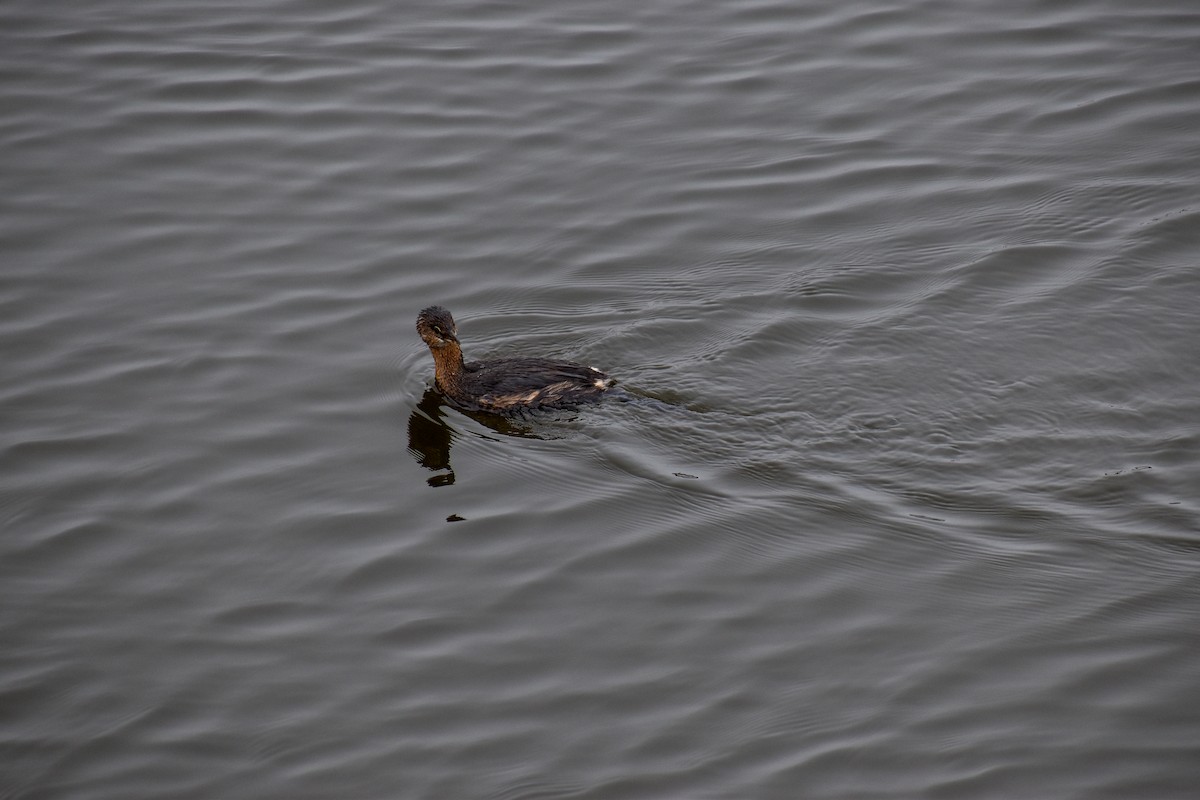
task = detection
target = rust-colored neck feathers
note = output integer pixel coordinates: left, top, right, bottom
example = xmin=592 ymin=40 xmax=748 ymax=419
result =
xmin=430 ymin=340 xmax=465 ymax=395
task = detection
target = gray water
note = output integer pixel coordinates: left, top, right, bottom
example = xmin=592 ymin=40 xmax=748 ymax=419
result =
xmin=3 ymin=1 xmax=1199 ymax=797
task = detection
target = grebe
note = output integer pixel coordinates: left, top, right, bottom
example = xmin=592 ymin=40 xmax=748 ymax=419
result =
xmin=416 ymin=306 xmax=613 ymax=413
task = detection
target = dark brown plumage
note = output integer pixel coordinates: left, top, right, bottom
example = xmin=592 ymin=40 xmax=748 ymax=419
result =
xmin=416 ymin=306 xmax=613 ymax=413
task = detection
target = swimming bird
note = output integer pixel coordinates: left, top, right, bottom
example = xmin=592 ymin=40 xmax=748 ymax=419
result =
xmin=416 ymin=305 xmax=613 ymax=413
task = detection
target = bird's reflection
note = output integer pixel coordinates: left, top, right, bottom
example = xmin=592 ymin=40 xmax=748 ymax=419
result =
xmin=406 ymin=388 xmax=456 ymax=486
xmin=406 ymin=387 xmax=545 ymax=486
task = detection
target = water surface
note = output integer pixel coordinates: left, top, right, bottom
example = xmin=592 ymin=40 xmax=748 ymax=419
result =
xmin=2 ymin=1 xmax=1199 ymax=798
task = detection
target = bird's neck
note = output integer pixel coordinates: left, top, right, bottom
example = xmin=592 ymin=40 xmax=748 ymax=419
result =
xmin=432 ymin=342 xmax=466 ymax=393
